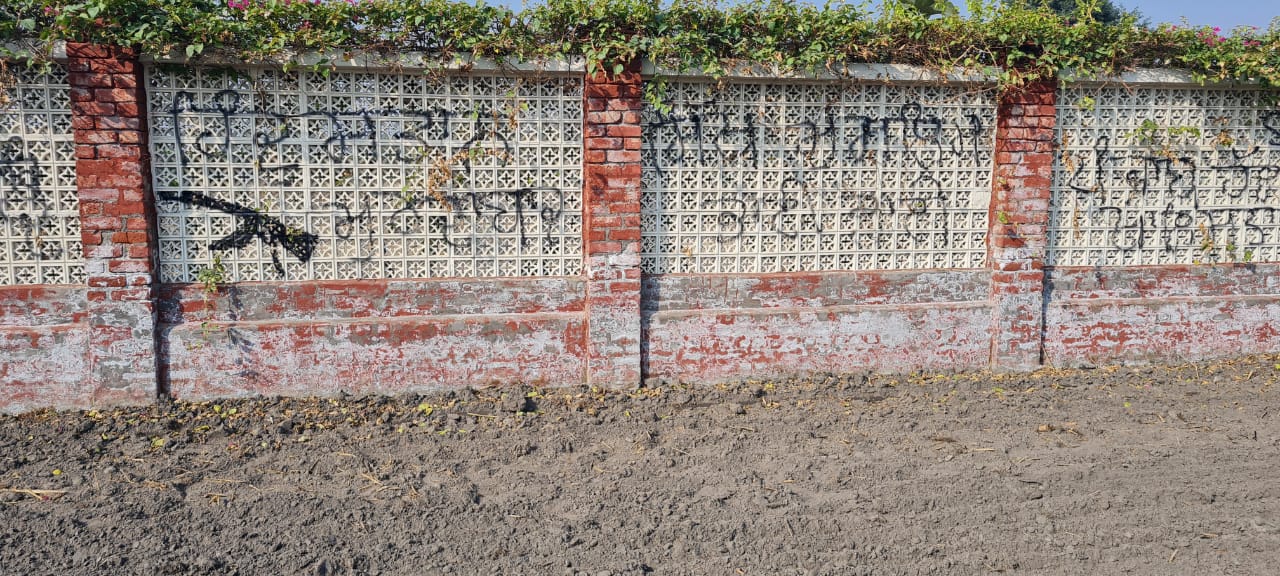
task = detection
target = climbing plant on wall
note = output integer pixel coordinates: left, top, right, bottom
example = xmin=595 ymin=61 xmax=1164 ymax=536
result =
xmin=1 ymin=0 xmax=1278 ymax=95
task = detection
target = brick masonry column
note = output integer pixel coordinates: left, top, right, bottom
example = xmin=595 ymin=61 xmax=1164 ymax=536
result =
xmin=67 ymin=43 xmax=159 ymax=405
xmin=582 ymin=65 xmax=643 ymax=388
xmin=989 ymin=80 xmax=1056 ymax=371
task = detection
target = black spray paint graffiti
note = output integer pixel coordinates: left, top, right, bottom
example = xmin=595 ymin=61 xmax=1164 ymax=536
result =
xmin=159 ymin=188 xmax=320 ymax=275
xmin=320 ymin=186 xmax=567 ymax=253
xmin=0 ymin=136 xmax=72 ymax=266
xmin=1263 ymin=111 xmax=1280 ymax=147
xmin=163 ymin=88 xmax=570 ymax=276
xmin=1060 ymin=132 xmax=1280 ymax=260
xmin=644 ymin=100 xmax=989 ymax=242
xmin=167 ymin=89 xmax=516 ymax=167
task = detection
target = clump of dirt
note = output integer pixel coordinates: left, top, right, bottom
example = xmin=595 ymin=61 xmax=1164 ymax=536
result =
xmin=3 ymin=356 xmax=1280 ymax=575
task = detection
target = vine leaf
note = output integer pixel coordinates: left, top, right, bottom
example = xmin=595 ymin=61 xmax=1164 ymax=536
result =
xmin=900 ymin=0 xmax=958 ymax=18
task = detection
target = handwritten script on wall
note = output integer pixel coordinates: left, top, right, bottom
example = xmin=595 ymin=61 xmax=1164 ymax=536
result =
xmin=0 ymin=64 xmax=82 ymax=286
xmin=640 ymin=82 xmax=995 ymax=274
xmin=146 ymin=67 xmax=584 ymax=283
xmin=1052 ymin=87 xmax=1280 ymax=266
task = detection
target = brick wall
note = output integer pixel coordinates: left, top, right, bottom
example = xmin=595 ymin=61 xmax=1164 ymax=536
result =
xmin=67 ymin=43 xmax=160 ymax=406
xmin=583 ymin=66 xmax=643 ymax=388
xmin=989 ymin=81 xmax=1055 ymax=371
xmin=1044 ymin=264 xmax=1280 ymax=366
xmin=4 ymin=51 xmax=1280 ymax=413
xmin=0 ymin=285 xmax=90 ymax=413
xmin=641 ymin=270 xmax=994 ymax=383
xmin=157 ymin=278 xmax=588 ymax=400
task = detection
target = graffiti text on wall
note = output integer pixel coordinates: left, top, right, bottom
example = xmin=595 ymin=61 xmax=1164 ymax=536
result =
xmin=147 ymin=69 xmax=584 ymax=282
xmin=1051 ymin=88 xmax=1280 ymax=267
xmin=0 ymin=65 xmax=83 ymax=287
xmin=640 ymin=82 xmax=995 ymax=274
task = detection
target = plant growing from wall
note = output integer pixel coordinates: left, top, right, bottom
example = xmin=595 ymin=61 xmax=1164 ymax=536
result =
xmin=1124 ymin=118 xmax=1202 ymax=159
xmin=195 ymin=252 xmax=226 ymax=296
xmin=192 ymin=252 xmax=227 ymax=343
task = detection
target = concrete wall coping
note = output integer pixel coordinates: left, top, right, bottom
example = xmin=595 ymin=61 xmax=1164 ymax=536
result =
xmin=142 ymin=49 xmax=585 ymax=76
xmin=1063 ymin=67 xmax=1263 ymax=88
xmin=640 ymin=60 xmax=995 ymax=85
xmin=1 ymin=40 xmax=67 ymax=61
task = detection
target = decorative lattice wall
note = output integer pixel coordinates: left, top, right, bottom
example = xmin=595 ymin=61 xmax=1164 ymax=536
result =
xmin=640 ymin=81 xmax=995 ymax=274
xmin=0 ymin=64 xmax=81 ymax=286
xmin=1051 ymin=86 xmax=1280 ymax=266
xmin=146 ymin=67 xmax=583 ymax=282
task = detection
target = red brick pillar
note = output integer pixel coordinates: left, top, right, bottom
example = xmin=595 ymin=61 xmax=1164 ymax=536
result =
xmin=989 ymin=81 xmax=1056 ymax=371
xmin=67 ymin=43 xmax=159 ymax=405
xmin=582 ymin=65 xmax=643 ymax=388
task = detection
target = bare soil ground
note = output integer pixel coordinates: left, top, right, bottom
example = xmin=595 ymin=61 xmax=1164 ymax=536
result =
xmin=3 ymin=355 xmax=1280 ymax=575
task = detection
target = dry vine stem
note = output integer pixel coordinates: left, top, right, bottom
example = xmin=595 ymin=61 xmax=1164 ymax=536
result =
xmin=0 ymin=487 xmax=68 ymax=500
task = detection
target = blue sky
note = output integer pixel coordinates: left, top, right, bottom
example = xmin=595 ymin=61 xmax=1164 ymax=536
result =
xmin=1073 ymin=0 xmax=1273 ymax=31
xmin=970 ymin=0 xmax=1274 ymax=31
xmin=492 ymin=1 xmax=1275 ymax=32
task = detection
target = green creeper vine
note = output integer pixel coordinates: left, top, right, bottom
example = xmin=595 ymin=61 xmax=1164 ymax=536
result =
xmin=2 ymin=0 xmax=1278 ymax=98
